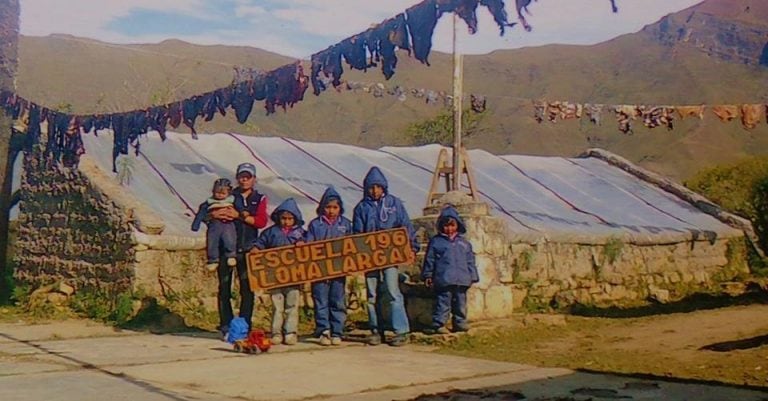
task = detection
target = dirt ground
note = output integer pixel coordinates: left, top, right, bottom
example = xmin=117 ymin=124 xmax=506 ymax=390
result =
xmin=432 ymin=303 xmax=768 ymax=389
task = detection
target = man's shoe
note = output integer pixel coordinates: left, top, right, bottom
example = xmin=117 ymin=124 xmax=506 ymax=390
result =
xmin=388 ymin=334 xmax=408 ymax=347
xmin=284 ymin=333 xmax=298 ymax=345
xmin=367 ymin=332 xmax=382 ymax=346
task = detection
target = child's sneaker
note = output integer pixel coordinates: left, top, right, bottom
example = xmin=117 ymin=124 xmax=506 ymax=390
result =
xmin=271 ymin=334 xmax=283 ymax=345
xmin=226 ymin=257 xmax=237 ymax=268
xmin=366 ymin=332 xmax=382 ymax=346
xmin=331 ymin=337 xmax=342 ymax=346
xmin=284 ymin=333 xmax=298 ymax=345
xmin=452 ymin=325 xmax=469 ymax=333
xmin=319 ymin=330 xmax=331 ymax=346
xmin=435 ymin=326 xmax=451 ymax=335
xmin=205 ymin=262 xmax=218 ymax=273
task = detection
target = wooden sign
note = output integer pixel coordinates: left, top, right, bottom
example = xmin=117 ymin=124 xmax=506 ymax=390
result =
xmin=246 ymin=227 xmax=415 ymax=291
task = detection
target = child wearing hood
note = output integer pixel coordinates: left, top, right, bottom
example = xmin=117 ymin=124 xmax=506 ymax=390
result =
xmin=353 ymin=166 xmax=419 ymax=347
xmin=306 ymin=187 xmax=353 ymax=346
xmin=421 ymin=205 xmax=478 ymax=333
xmin=254 ymin=198 xmax=306 ymax=346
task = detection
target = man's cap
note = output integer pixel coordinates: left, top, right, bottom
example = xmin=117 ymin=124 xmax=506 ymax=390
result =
xmin=236 ymin=163 xmax=256 ymax=177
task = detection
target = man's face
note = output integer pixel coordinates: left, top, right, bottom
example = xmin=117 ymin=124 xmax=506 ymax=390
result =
xmin=324 ymin=199 xmax=341 ymax=219
xmin=236 ymin=172 xmax=255 ymax=190
xmin=367 ymin=184 xmax=384 ymax=200
xmin=279 ymin=212 xmax=295 ymax=228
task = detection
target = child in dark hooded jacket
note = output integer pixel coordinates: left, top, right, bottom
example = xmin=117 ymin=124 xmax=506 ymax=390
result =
xmin=254 ymin=198 xmax=306 ymax=346
xmin=421 ymin=205 xmax=478 ymax=333
xmin=305 ymin=187 xmax=353 ymax=346
xmin=353 ymin=166 xmax=419 ymax=347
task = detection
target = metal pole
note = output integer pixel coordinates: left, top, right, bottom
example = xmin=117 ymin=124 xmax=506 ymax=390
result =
xmin=451 ymin=13 xmax=463 ymax=191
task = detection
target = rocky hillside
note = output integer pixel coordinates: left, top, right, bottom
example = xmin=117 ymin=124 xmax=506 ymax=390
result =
xmin=643 ymin=0 xmax=768 ymax=66
xmin=14 ymin=0 xmax=768 ymax=181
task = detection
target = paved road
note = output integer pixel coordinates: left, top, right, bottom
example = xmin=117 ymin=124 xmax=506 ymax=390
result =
xmin=0 ymin=321 xmax=765 ymax=401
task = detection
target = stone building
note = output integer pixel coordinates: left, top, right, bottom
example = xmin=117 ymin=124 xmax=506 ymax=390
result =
xmin=12 ymin=132 xmax=758 ymax=324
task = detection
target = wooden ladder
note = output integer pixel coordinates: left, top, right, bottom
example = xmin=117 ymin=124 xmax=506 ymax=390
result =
xmin=425 ymin=147 xmax=480 ymax=207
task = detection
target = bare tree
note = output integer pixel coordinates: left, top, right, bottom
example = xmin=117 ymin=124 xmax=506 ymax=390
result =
xmin=0 ymin=0 xmax=19 ymax=302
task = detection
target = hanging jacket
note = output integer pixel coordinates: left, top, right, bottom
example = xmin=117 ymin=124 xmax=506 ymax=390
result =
xmin=254 ymin=198 xmax=306 ymax=250
xmin=149 ymin=105 xmax=169 ymax=141
xmin=168 ymin=102 xmax=183 ymax=129
xmin=232 ymin=80 xmax=255 ymax=123
xmin=352 ymin=166 xmax=419 ymax=252
xmin=438 ymin=0 xmax=480 ymax=34
xmin=480 ymin=0 xmax=516 ymax=35
xmin=340 ymin=34 xmax=370 ymax=72
xmin=421 ymin=206 xmax=478 ymax=288
xmin=406 ymin=0 xmax=439 ymax=66
xmin=306 ymin=187 xmax=353 ymax=242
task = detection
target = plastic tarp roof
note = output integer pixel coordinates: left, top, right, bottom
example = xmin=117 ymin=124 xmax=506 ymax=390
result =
xmin=69 ymin=131 xmax=741 ymax=243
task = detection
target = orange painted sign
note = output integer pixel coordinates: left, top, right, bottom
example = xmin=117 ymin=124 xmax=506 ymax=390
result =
xmin=246 ymin=227 xmax=414 ymax=291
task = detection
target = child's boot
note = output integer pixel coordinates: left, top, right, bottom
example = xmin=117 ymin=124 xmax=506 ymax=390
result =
xmin=205 ymin=261 xmax=218 ymax=273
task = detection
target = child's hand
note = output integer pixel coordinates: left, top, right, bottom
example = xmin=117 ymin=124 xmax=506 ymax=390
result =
xmin=424 ymin=278 xmax=433 ymax=288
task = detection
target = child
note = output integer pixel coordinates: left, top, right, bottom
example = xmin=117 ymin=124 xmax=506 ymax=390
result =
xmin=421 ymin=205 xmax=478 ymax=333
xmin=352 ymin=166 xmax=419 ymax=347
xmin=254 ymin=198 xmax=306 ymax=346
xmin=192 ymin=178 xmax=238 ymax=272
xmin=306 ymin=187 xmax=352 ymax=346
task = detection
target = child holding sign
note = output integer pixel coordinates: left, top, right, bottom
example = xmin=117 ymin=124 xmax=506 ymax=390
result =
xmin=421 ymin=205 xmax=478 ymax=333
xmin=305 ymin=187 xmax=353 ymax=346
xmin=254 ymin=198 xmax=306 ymax=345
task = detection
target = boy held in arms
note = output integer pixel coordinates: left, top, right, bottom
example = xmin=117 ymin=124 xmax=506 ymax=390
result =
xmin=254 ymin=198 xmax=306 ymax=346
xmin=191 ymin=178 xmax=238 ymax=272
xmin=421 ymin=205 xmax=478 ymax=334
xmin=306 ymin=187 xmax=353 ymax=346
xmin=353 ymin=166 xmax=419 ymax=347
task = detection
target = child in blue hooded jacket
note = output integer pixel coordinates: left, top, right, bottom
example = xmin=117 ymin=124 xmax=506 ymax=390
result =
xmin=306 ymin=187 xmax=353 ymax=346
xmin=254 ymin=198 xmax=306 ymax=346
xmin=353 ymin=166 xmax=419 ymax=347
xmin=421 ymin=206 xmax=478 ymax=333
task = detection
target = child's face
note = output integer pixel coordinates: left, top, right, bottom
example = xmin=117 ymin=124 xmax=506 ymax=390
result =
xmin=324 ymin=199 xmax=341 ymax=219
xmin=279 ymin=212 xmax=295 ymax=228
xmin=441 ymin=219 xmax=458 ymax=236
xmin=367 ymin=184 xmax=384 ymax=200
xmin=213 ymin=187 xmax=230 ymax=200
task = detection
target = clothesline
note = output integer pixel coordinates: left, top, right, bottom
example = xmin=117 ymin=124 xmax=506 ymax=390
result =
xmin=3 ymin=0 xmax=621 ymax=171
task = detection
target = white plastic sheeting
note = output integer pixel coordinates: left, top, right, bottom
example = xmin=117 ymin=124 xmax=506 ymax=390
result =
xmin=74 ymin=131 xmax=740 ymax=243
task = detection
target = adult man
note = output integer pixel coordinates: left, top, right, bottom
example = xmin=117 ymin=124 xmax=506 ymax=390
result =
xmin=209 ymin=162 xmax=268 ymax=338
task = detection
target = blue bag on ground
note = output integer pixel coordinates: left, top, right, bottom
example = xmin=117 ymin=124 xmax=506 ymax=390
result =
xmin=226 ymin=317 xmax=249 ymax=344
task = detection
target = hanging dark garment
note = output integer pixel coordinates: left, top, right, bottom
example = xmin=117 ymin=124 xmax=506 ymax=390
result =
xmin=200 ymin=91 xmax=218 ymax=122
xmin=609 ymin=0 xmax=618 ymax=13
xmin=149 ymin=105 xmax=169 ymax=141
xmin=168 ymin=102 xmax=183 ymax=129
xmin=182 ymin=96 xmax=203 ymax=139
xmin=215 ymin=87 xmax=233 ymax=116
xmin=265 ymin=63 xmax=308 ymax=115
xmin=340 ymin=34 xmax=370 ymax=71
xmin=110 ymin=113 xmax=127 ymax=172
xmin=310 ymin=56 xmax=326 ymax=95
xmin=232 ymin=80 xmax=256 ymax=123
xmin=80 ymin=115 xmax=95 ymax=133
xmin=94 ymin=114 xmax=112 ymax=133
xmin=479 ymin=0 xmax=517 ymax=35
xmin=515 ymin=0 xmax=534 ymax=31
xmin=26 ymin=103 xmax=41 ymax=149
xmin=438 ymin=0 xmax=479 ymax=34
xmin=375 ymin=13 xmax=411 ymax=80
xmin=406 ymin=0 xmax=439 ymax=66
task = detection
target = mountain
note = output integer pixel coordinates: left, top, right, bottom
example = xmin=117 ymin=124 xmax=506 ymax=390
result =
xmin=14 ymin=0 xmax=768 ymax=181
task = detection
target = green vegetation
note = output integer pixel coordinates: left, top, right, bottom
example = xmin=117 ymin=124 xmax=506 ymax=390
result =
xmin=685 ymin=156 xmax=768 ymax=264
xmin=405 ymin=108 xmax=487 ymax=146
xmin=602 ymin=237 xmax=624 ymax=265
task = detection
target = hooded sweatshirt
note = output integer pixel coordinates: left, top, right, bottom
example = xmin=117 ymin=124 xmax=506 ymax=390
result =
xmin=254 ymin=198 xmax=306 ymax=250
xmin=306 ymin=187 xmax=353 ymax=242
xmin=352 ymin=166 xmax=419 ymax=252
xmin=421 ymin=206 xmax=478 ymax=288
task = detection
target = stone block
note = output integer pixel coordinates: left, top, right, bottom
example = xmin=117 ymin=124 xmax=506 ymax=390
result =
xmin=474 ymin=256 xmax=498 ymax=290
xmin=406 ymin=295 xmax=434 ymax=328
xmin=648 ymin=285 xmax=671 ymax=303
xmin=483 ymin=285 xmax=514 ymax=319
xmin=466 ymin=288 xmax=485 ymax=320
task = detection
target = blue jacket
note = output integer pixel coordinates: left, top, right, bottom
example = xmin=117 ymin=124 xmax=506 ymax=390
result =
xmin=421 ymin=206 xmax=478 ymax=288
xmin=352 ymin=167 xmax=419 ymax=252
xmin=306 ymin=187 xmax=353 ymax=242
xmin=191 ymin=195 xmax=235 ymax=232
xmin=254 ymin=198 xmax=306 ymax=249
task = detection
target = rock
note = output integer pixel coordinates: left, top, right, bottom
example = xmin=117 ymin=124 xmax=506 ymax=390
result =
xmin=721 ymin=282 xmax=747 ymax=297
xmin=57 ymin=282 xmax=75 ymax=296
xmin=46 ymin=292 xmax=68 ymax=305
xmin=648 ymin=285 xmax=671 ymax=303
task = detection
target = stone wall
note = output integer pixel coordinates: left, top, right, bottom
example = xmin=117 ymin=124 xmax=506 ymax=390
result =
xmin=14 ymin=153 xmax=135 ymax=292
xmin=403 ymin=192 xmax=749 ymax=326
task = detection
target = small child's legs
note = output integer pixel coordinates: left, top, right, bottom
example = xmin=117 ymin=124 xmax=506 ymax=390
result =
xmin=312 ymin=277 xmax=347 ymax=339
xmin=206 ymin=221 xmax=237 ymax=270
xmin=432 ymin=285 xmax=469 ymax=331
xmin=270 ymin=286 xmax=300 ymax=342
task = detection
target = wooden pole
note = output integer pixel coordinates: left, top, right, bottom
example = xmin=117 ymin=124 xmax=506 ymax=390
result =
xmin=451 ymin=13 xmax=463 ymax=191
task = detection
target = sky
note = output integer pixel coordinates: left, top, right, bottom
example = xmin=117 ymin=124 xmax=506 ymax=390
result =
xmin=19 ymin=0 xmax=704 ymax=58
